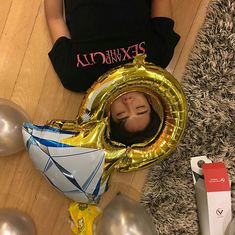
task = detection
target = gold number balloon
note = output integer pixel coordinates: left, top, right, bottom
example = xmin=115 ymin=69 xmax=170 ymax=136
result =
xmin=75 ymin=54 xmax=188 ymax=173
xmin=23 ymin=54 xmax=187 ymax=204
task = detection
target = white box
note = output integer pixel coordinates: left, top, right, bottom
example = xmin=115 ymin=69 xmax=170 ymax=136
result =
xmin=191 ymin=156 xmax=232 ymax=235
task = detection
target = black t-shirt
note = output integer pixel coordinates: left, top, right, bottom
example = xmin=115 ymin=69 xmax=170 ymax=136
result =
xmin=49 ymin=0 xmax=180 ymax=92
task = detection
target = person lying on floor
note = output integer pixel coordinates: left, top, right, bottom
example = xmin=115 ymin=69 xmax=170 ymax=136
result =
xmin=44 ymin=0 xmax=180 ymax=92
xmin=109 ymin=91 xmax=161 ymax=146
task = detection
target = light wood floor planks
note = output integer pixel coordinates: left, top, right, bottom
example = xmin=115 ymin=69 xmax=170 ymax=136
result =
xmin=0 ymin=1 xmax=210 ymax=234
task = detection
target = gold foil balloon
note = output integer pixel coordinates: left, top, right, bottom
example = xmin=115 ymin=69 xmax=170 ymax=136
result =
xmin=22 ymin=54 xmax=187 ymax=204
xmin=77 ymin=54 xmax=188 ymax=173
xmin=0 ymin=99 xmax=30 ymax=156
xmin=93 ymin=194 xmax=157 ymax=235
xmin=0 ymin=208 xmax=37 ymax=235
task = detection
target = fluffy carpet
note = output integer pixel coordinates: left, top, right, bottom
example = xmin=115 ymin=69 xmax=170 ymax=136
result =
xmin=140 ymin=0 xmax=235 ymax=234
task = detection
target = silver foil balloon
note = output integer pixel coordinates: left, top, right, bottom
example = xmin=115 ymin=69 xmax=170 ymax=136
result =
xmin=0 ymin=208 xmax=36 ymax=235
xmin=0 ymin=98 xmax=30 ymax=156
xmin=94 ymin=194 xmax=157 ymax=235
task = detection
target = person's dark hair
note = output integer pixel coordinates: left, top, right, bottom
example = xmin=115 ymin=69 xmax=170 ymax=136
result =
xmin=109 ymin=107 xmax=162 ymax=146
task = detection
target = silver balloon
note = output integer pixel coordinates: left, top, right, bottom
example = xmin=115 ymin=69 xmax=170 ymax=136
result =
xmin=0 ymin=99 xmax=30 ymax=156
xmin=0 ymin=208 xmax=37 ymax=235
xmin=226 ymin=217 xmax=235 ymax=235
xmin=94 ymin=194 xmax=157 ymax=235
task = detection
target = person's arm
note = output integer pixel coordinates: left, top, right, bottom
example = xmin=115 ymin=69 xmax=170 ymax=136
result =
xmin=151 ymin=0 xmax=172 ymax=19
xmin=44 ymin=0 xmax=71 ymax=43
xmin=146 ymin=0 xmax=180 ymax=68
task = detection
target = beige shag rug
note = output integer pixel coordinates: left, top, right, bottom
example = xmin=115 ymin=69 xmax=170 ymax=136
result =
xmin=140 ymin=0 xmax=235 ymax=234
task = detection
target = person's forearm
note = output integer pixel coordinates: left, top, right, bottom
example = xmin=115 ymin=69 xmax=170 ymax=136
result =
xmin=151 ymin=0 xmax=172 ymax=18
xmin=44 ymin=0 xmax=71 ymax=43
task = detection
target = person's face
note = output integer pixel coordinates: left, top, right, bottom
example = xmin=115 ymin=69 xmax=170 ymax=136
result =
xmin=110 ymin=91 xmax=151 ymax=132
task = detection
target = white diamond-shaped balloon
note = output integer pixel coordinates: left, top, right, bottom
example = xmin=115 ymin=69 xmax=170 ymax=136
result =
xmin=22 ymin=123 xmax=108 ymax=204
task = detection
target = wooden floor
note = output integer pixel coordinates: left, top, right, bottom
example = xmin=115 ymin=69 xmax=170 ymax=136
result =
xmin=0 ymin=0 xmax=210 ymax=234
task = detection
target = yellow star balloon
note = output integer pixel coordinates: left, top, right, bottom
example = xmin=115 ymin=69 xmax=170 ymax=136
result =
xmin=69 ymin=202 xmax=101 ymax=235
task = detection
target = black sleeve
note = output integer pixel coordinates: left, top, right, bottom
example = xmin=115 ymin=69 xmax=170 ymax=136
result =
xmin=48 ymin=37 xmax=95 ymax=92
xmin=145 ymin=17 xmax=180 ymax=68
